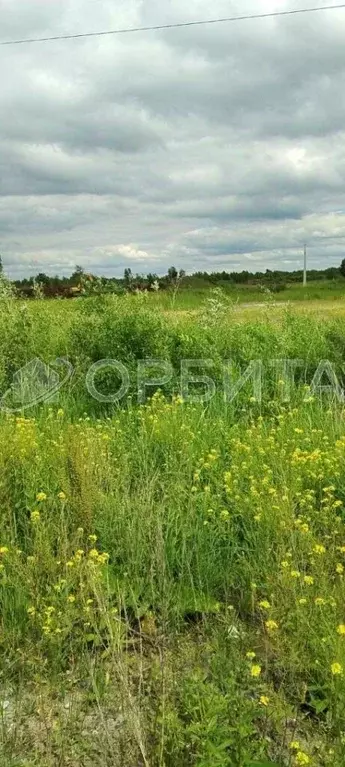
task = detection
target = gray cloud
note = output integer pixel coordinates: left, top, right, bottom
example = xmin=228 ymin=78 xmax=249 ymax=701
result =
xmin=1 ymin=0 xmax=345 ymax=277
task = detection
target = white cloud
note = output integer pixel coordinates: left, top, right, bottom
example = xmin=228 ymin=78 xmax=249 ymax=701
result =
xmin=1 ymin=0 xmax=345 ymax=277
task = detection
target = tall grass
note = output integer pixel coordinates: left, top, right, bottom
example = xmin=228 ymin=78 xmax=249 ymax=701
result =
xmin=1 ymin=293 xmax=345 ymax=764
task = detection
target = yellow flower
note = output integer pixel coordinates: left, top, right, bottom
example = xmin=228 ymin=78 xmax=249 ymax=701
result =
xmin=281 ymin=560 xmax=289 ymax=569
xmin=0 ymin=546 xmax=9 ymax=555
xmin=304 ymin=576 xmax=314 ymax=586
xmin=259 ymin=695 xmax=270 ymax=707
xmin=315 ymin=597 xmax=326 ymax=606
xmin=290 ymin=570 xmax=301 ymax=579
xmin=246 ymin=651 xmax=256 ymax=660
xmin=36 ymin=492 xmax=47 ymax=502
xmin=30 ymin=510 xmax=40 ymax=523
xmin=27 ymin=606 xmax=36 ymax=616
xmin=298 ymin=598 xmax=307 ymax=606
xmin=296 ymin=752 xmax=310 ymax=765
xmin=88 ymin=534 xmax=97 ymax=543
xmin=67 ymin=595 xmax=75 ymax=603
xmin=88 ymin=548 xmax=99 ymax=560
xmin=250 ymin=664 xmax=261 ymax=678
xmin=259 ymin=600 xmax=271 ymax=610
xmin=265 ymin=620 xmax=279 ymax=633
xmin=336 ymin=563 xmax=344 ymax=575
xmin=58 ymin=491 xmax=66 ymax=501
xmin=290 ymin=741 xmax=300 ymax=750
xmin=313 ymin=544 xmax=326 ymax=555
xmin=331 ymin=662 xmax=343 ymax=676
xmin=337 ymin=624 xmax=345 ymax=635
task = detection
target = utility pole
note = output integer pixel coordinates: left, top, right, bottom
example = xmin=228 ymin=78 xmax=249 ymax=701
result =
xmin=303 ymin=243 xmax=307 ymax=286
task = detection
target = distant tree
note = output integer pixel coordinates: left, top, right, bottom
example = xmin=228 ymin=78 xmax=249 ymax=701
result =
xmin=35 ymin=272 xmax=50 ymax=285
xmin=0 ymin=255 xmax=3 ymax=274
xmin=124 ymin=267 xmax=133 ymax=289
xmin=168 ymin=266 xmax=178 ymax=283
xmin=340 ymin=259 xmax=345 ymax=278
xmin=146 ymin=272 xmax=158 ymax=288
xmin=70 ymin=265 xmax=84 ymax=286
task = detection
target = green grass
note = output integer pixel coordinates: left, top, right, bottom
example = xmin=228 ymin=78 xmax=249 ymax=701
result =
xmin=1 ymin=289 xmax=345 ymax=764
xmin=146 ymin=279 xmax=345 ymax=312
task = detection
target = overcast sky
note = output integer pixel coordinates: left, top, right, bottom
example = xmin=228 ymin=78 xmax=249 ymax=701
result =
xmin=1 ymin=0 xmax=345 ymax=278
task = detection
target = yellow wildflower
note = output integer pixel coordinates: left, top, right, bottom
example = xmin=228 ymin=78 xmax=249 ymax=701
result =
xmin=0 ymin=546 xmax=9 ymax=555
xmin=313 ymin=544 xmax=326 ymax=555
xmin=88 ymin=534 xmax=97 ymax=543
xmin=98 ymin=552 xmax=109 ymax=564
xmin=331 ymin=662 xmax=343 ymax=676
xmin=296 ymin=752 xmax=310 ymax=765
xmin=246 ymin=651 xmax=256 ymax=660
xmin=259 ymin=600 xmax=271 ymax=610
xmin=304 ymin=576 xmax=314 ymax=586
xmin=30 ymin=510 xmax=40 ymax=523
xmin=315 ymin=597 xmax=326 ymax=606
xmin=67 ymin=595 xmax=76 ymax=603
xmin=265 ymin=620 xmax=279 ymax=633
xmin=337 ymin=625 xmax=345 ymax=636
xmin=36 ymin=492 xmax=47 ymax=502
xmin=250 ymin=664 xmax=261 ymax=678
xmin=336 ymin=563 xmax=344 ymax=575
xmin=58 ymin=491 xmax=66 ymax=501
xmin=259 ymin=695 xmax=270 ymax=706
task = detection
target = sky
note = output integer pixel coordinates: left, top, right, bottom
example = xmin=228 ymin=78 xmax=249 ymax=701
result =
xmin=1 ymin=0 xmax=345 ymax=278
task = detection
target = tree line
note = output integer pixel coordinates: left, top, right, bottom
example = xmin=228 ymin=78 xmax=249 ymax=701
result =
xmin=3 ymin=258 xmax=345 ymax=298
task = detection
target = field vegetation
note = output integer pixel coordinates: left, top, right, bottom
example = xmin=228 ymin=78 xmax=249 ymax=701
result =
xmin=1 ymin=280 xmax=345 ymax=765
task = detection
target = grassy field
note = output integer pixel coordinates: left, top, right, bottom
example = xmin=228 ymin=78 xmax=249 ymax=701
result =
xmin=2 ymin=285 xmax=345 ymax=765
xmin=147 ymin=279 xmax=345 ymax=313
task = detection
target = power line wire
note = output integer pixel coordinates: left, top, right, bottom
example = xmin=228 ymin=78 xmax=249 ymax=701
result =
xmin=0 ymin=3 xmax=345 ymax=46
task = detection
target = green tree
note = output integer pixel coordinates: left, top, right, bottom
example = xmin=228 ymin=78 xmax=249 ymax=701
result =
xmin=124 ymin=268 xmax=133 ymax=288
xmin=168 ymin=266 xmax=178 ymax=283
